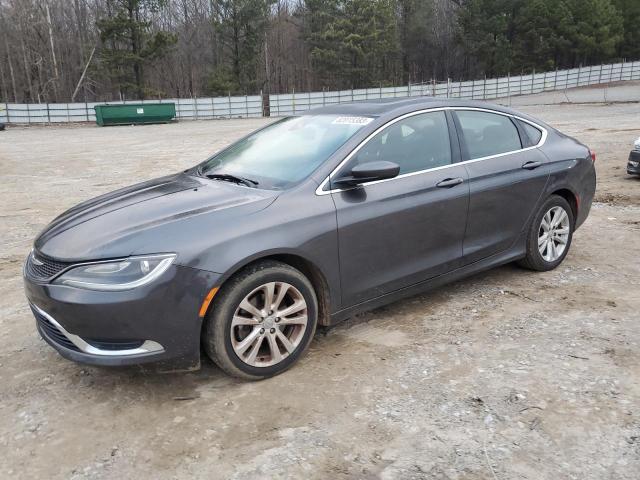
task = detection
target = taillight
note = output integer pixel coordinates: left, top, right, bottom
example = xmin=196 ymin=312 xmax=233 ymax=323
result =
xmin=589 ymin=150 xmax=596 ymax=162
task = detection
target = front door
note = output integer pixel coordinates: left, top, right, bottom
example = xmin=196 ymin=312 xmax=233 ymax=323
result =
xmin=331 ymin=110 xmax=470 ymax=308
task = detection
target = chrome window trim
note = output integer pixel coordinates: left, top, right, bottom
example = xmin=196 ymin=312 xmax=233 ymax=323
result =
xmin=315 ymin=106 xmax=548 ymax=196
xmin=32 ymin=303 xmax=164 ymax=356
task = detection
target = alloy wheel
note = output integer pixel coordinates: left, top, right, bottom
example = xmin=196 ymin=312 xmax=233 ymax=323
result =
xmin=538 ymin=206 xmax=570 ymax=262
xmin=230 ymin=282 xmax=308 ymax=367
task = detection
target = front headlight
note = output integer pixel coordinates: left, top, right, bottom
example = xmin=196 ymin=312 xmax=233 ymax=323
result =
xmin=54 ymin=254 xmax=176 ymax=291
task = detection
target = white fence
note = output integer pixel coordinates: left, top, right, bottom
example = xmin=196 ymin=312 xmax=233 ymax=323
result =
xmin=268 ymin=61 xmax=640 ymax=115
xmin=1 ymin=61 xmax=639 ymax=124
xmin=0 ymin=95 xmax=262 ymax=124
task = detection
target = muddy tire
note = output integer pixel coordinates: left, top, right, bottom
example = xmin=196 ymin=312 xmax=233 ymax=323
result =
xmin=518 ymin=194 xmax=574 ymax=271
xmin=202 ymin=260 xmax=318 ymax=380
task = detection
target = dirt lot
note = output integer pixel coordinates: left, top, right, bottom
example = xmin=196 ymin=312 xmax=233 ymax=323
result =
xmin=0 ymin=91 xmax=639 ymax=479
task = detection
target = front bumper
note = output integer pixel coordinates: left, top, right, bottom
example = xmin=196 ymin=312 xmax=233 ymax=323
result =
xmin=628 ymin=150 xmax=640 ymax=175
xmin=24 ymin=264 xmax=220 ymax=370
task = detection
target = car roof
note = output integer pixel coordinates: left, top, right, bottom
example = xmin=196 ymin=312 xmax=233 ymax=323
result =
xmin=302 ymin=96 xmax=543 ymax=125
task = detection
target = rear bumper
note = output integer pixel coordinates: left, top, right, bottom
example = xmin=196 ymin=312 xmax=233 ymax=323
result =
xmin=24 ymin=264 xmax=220 ymax=371
xmin=628 ymin=150 xmax=640 ymax=175
xmin=575 ymin=160 xmax=596 ymax=230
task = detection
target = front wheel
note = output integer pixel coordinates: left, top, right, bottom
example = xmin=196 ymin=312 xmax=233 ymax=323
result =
xmin=202 ymin=260 xmax=318 ymax=380
xmin=518 ymin=195 xmax=574 ymax=271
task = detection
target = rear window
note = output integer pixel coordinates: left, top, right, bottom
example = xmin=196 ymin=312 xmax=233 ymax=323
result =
xmin=455 ymin=110 xmax=522 ymax=159
xmin=520 ymin=121 xmax=543 ymax=145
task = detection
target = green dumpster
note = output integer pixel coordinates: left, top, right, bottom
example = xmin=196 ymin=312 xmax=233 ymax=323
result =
xmin=94 ymin=103 xmax=176 ymax=126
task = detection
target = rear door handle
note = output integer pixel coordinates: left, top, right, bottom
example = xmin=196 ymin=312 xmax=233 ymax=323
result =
xmin=522 ymin=160 xmax=542 ymax=170
xmin=436 ymin=177 xmax=464 ymax=188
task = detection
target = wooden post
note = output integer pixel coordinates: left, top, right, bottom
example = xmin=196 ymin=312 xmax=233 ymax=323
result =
xmin=619 ymin=62 xmax=623 ymax=82
xmin=519 ymin=71 xmax=523 ymax=96
xmin=577 ymin=65 xmax=581 ymax=88
xmin=531 ymin=68 xmax=535 ymax=94
xmin=598 ymin=64 xmax=603 ymax=85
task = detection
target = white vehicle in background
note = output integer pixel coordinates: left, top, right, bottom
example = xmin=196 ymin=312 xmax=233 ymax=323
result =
xmin=628 ymin=137 xmax=640 ymax=175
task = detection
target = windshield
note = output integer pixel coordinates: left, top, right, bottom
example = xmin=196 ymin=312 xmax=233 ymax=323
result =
xmin=198 ymin=115 xmax=373 ymax=189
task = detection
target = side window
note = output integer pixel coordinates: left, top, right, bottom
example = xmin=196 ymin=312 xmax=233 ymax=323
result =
xmin=455 ymin=110 xmax=522 ymax=159
xmin=520 ymin=120 xmax=543 ymax=145
xmin=352 ymin=111 xmax=452 ymax=175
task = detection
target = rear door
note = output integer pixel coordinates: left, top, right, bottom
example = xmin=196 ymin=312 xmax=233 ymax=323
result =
xmin=330 ymin=110 xmax=470 ymax=307
xmin=453 ymin=109 xmax=549 ymax=264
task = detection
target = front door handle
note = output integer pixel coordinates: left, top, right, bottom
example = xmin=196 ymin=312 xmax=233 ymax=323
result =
xmin=522 ymin=160 xmax=542 ymax=170
xmin=436 ymin=177 xmax=464 ymax=188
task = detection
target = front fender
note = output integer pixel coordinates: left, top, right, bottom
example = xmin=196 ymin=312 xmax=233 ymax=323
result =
xmin=179 ymin=188 xmax=341 ymax=313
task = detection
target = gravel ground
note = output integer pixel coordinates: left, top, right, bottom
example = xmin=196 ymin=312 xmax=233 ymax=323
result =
xmin=0 ymin=86 xmax=639 ymax=479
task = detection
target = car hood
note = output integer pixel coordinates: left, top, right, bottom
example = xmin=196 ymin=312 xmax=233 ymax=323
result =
xmin=34 ymin=173 xmax=278 ymax=262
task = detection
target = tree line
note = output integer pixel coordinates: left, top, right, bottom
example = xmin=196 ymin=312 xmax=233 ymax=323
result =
xmin=0 ymin=0 xmax=638 ymax=103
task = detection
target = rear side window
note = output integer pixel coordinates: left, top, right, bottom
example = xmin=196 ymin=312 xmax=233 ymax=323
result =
xmin=520 ymin=121 xmax=543 ymax=145
xmin=351 ymin=111 xmax=452 ymax=175
xmin=455 ymin=110 xmax=522 ymax=159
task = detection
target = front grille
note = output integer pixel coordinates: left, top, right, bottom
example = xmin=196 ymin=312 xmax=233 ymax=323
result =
xmin=25 ymin=251 xmax=71 ymax=282
xmin=86 ymin=339 xmax=144 ymax=351
xmin=31 ymin=306 xmax=80 ymax=352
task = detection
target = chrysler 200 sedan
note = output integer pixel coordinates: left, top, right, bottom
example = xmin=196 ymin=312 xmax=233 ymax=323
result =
xmin=24 ymin=98 xmax=596 ymax=379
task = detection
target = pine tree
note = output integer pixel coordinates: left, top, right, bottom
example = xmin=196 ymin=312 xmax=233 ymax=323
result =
xmin=564 ymin=0 xmax=624 ymax=65
xmin=397 ymin=0 xmax=435 ymax=83
xmin=305 ymin=0 xmax=398 ymax=89
xmin=208 ymin=0 xmax=274 ymax=96
xmin=96 ymin=0 xmax=176 ymax=99
xmin=457 ymin=0 xmax=521 ymax=77
xmin=614 ymin=0 xmax=640 ymax=59
xmin=514 ymin=0 xmax=573 ymax=70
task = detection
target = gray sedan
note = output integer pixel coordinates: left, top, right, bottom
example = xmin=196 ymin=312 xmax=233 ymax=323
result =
xmin=24 ymin=97 xmax=596 ymax=379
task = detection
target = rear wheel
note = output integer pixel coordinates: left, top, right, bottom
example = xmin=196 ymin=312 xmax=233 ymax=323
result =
xmin=202 ymin=260 xmax=318 ymax=380
xmin=518 ymin=195 xmax=574 ymax=271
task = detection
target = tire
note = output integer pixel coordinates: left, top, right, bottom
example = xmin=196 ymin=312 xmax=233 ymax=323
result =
xmin=202 ymin=260 xmax=318 ymax=380
xmin=518 ymin=194 xmax=574 ymax=271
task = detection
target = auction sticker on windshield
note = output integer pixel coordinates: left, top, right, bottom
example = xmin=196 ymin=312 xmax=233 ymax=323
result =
xmin=332 ymin=116 xmax=374 ymax=125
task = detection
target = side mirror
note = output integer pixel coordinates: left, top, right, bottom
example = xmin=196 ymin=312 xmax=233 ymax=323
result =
xmin=333 ymin=161 xmax=400 ymax=187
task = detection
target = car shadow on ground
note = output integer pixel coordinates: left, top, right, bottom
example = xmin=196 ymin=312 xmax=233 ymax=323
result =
xmin=58 ymin=262 xmax=528 ymax=397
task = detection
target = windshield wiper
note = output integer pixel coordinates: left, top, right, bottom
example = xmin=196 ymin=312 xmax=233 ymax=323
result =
xmin=205 ymin=173 xmax=259 ymax=188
